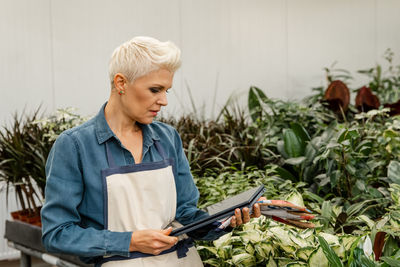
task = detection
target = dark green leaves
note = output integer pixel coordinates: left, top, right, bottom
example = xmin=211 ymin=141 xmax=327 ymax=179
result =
xmin=282 ymin=123 xmax=310 ymax=159
xmin=248 ymin=86 xmax=268 ymax=122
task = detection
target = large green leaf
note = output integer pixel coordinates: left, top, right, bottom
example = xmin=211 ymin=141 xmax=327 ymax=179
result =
xmin=276 ymin=166 xmax=297 ymax=182
xmin=283 ymin=129 xmax=304 ymax=158
xmin=380 ymin=257 xmax=400 ymax=266
xmin=248 ymin=86 xmax=267 ymax=122
xmin=290 ymin=123 xmax=311 ymax=142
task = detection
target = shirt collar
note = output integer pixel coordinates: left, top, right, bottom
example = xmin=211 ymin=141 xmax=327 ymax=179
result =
xmin=95 ymin=102 xmax=160 ymax=145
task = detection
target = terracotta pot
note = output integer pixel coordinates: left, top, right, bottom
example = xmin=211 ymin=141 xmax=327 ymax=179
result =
xmin=10 ymin=210 xmax=20 ymax=220
xmin=10 ymin=207 xmax=42 ymax=227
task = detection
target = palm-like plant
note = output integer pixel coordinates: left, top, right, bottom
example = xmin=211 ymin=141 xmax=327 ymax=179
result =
xmin=0 ymin=109 xmax=49 ymax=218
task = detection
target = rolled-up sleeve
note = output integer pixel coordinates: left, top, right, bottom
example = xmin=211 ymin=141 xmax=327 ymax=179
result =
xmin=41 ymin=133 xmax=132 ymax=257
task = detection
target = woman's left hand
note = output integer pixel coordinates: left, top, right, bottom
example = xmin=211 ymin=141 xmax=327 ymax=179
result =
xmin=230 ymin=197 xmax=266 ymax=228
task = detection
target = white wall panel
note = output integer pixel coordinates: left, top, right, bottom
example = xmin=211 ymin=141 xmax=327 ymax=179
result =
xmin=1 ymin=0 xmax=400 ymax=122
xmin=50 ymin=0 xmax=181 ymax=117
xmin=376 ymin=0 xmax=400 ymax=90
xmin=180 ymin=0 xmax=286 ymax=117
xmin=287 ymin=0 xmax=376 ymax=100
xmin=0 ymin=0 xmax=53 ymax=125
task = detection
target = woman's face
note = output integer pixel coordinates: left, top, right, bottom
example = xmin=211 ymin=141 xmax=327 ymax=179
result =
xmin=121 ymin=68 xmax=173 ymax=124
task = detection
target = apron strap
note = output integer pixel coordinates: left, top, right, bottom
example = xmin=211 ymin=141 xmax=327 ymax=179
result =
xmin=105 ymin=141 xmax=117 ymax=168
xmin=94 ymin=238 xmax=194 ymax=266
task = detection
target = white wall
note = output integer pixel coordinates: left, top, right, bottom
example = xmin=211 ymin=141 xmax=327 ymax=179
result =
xmin=0 ymin=184 xmax=19 ymax=259
xmin=1 ymin=0 xmax=400 ymax=123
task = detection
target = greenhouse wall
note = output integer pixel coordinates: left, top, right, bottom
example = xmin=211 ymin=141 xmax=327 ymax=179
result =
xmin=1 ymin=0 xmax=400 ymax=124
xmin=1 ymin=0 xmax=400 ymax=260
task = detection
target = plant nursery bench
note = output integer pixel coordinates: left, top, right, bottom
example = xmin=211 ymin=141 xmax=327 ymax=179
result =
xmin=4 ymin=220 xmax=92 ymax=267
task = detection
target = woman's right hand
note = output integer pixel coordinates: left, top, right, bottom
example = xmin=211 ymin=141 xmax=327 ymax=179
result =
xmin=129 ymin=227 xmax=178 ymax=255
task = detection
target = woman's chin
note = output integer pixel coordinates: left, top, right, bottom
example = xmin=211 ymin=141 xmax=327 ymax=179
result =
xmin=138 ymin=118 xmax=155 ymax=125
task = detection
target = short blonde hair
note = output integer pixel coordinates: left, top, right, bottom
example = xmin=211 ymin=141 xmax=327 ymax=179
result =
xmin=108 ymin=36 xmax=181 ymax=87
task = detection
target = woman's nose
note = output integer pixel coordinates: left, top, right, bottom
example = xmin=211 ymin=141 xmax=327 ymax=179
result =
xmin=157 ymin=92 xmax=168 ymax=106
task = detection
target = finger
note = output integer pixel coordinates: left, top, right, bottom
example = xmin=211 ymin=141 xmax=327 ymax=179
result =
xmin=230 ymin=216 xmax=236 ymax=227
xmin=258 ymin=196 xmax=267 ymax=201
xmin=252 ymin=203 xmax=261 ymax=218
xmin=161 ymin=227 xmax=173 ymax=236
xmin=156 ymin=231 xmax=178 ymax=245
xmin=242 ymin=207 xmax=251 ymax=223
xmin=235 ymin=208 xmax=243 ymax=226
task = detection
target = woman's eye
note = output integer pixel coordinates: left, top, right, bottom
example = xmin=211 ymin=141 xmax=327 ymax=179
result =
xmin=149 ymin=87 xmax=160 ymax=93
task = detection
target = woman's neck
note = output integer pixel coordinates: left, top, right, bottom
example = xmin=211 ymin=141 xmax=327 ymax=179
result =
xmin=104 ymin=97 xmax=140 ymax=136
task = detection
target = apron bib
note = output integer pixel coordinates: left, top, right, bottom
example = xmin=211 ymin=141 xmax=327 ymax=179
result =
xmin=96 ymin=140 xmax=203 ymax=267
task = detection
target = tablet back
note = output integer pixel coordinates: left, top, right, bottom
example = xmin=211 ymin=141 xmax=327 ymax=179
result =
xmin=206 ymin=185 xmax=265 ymax=215
xmin=171 ymin=185 xmax=265 ymax=236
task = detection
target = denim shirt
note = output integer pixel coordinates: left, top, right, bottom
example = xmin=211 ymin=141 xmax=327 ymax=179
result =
xmin=41 ymin=103 xmax=223 ymax=263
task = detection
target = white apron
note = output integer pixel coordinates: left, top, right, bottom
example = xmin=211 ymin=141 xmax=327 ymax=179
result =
xmin=96 ymin=140 xmax=203 ymax=267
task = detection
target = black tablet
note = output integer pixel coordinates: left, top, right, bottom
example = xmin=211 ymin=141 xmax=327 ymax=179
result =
xmin=171 ymin=185 xmax=265 ymax=236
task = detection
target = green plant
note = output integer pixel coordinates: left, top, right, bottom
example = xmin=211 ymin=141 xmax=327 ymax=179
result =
xmin=195 ymin=180 xmax=400 ymax=266
xmin=36 ymin=107 xmax=88 ymax=142
xmin=358 ymin=49 xmax=400 ymax=104
xmin=162 ymin=105 xmax=279 ymax=176
xmin=0 ymin=107 xmax=87 ymax=217
xmin=0 ymin=109 xmax=47 ymax=215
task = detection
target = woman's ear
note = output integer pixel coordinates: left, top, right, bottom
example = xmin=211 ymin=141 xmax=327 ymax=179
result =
xmin=113 ymin=73 xmax=126 ymax=90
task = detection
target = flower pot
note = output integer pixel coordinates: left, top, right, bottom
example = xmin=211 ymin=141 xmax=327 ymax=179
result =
xmin=10 ymin=207 xmax=42 ymax=227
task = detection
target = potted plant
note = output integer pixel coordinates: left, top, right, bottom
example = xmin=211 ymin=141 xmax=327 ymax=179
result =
xmin=0 ymin=108 xmax=88 ymax=226
xmin=0 ymin=109 xmax=49 ymax=226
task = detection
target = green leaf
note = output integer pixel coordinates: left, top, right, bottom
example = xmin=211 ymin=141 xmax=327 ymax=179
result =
xmin=380 ymin=257 xmax=400 ymax=266
xmin=202 ymin=258 xmax=221 ymax=266
xmin=248 ymin=86 xmax=267 ymax=122
xmin=290 ymin=123 xmax=311 ymax=142
xmin=283 ymin=129 xmax=304 ymax=158
xmin=285 ymin=156 xmax=306 ymax=165
xmin=359 ymin=255 xmax=379 ymax=267
xmin=348 ymin=237 xmax=362 ymax=265
xmin=285 ymin=190 xmax=305 ymax=207
xmin=321 ymin=201 xmax=333 ymax=220
xmin=308 ymin=246 xmax=329 ymax=267
xmin=232 ymin=253 xmax=256 ymax=266
xmin=388 ymin=161 xmax=400 ymax=184
xmin=275 ymin=167 xmax=297 ymax=182
xmin=383 ymin=235 xmax=398 ymax=257
xmin=277 ymin=140 xmax=289 ymax=159
xmin=302 ymin=190 xmax=324 ymax=204
xmin=317 ymin=236 xmax=344 ymax=267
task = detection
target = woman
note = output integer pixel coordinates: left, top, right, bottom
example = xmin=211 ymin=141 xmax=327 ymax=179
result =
xmin=41 ymin=36 xmax=262 ymax=266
